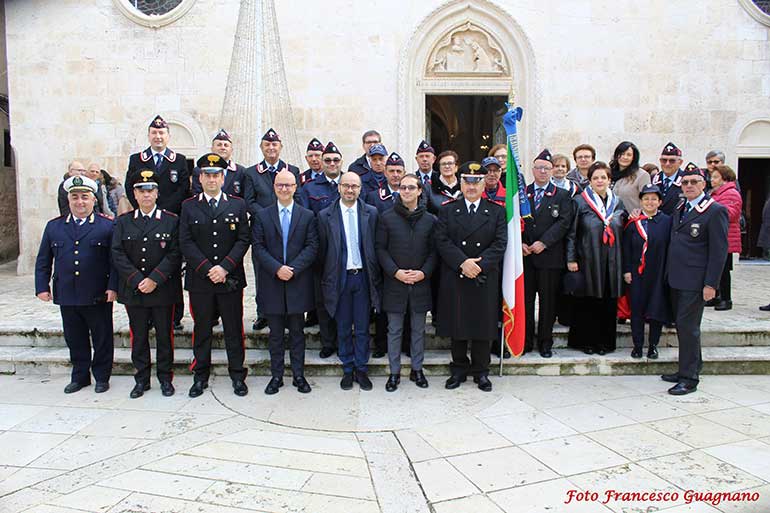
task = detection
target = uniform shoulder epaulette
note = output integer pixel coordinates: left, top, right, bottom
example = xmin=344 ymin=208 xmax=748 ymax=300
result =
xmin=182 ymin=196 xmax=197 ymax=204
xmin=97 ymin=212 xmax=114 ymax=220
xmin=441 ymin=198 xmax=458 ymax=206
xmin=161 ymin=209 xmax=178 ymax=217
xmin=118 ymin=210 xmax=134 ymax=218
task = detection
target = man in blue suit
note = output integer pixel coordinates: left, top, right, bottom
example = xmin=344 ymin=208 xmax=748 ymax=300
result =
xmin=318 ymin=172 xmax=381 ymax=391
xmin=35 ymin=175 xmax=118 ymax=394
xmin=663 ymin=167 xmax=728 ymax=395
xmin=252 ymin=170 xmax=318 ymax=395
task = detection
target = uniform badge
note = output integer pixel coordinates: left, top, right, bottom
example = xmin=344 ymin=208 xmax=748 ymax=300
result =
xmin=233 ymin=181 xmax=241 ymax=195
xmin=160 ymin=241 xmax=166 ymax=248
xmin=170 ymin=169 xmax=178 ymax=183
xmin=551 ymin=206 xmax=559 ymax=218
xmin=230 ymin=223 xmax=236 ymax=231
xmin=690 ymin=223 xmax=700 ymax=238
xmin=156 ymin=233 xmax=160 ymax=238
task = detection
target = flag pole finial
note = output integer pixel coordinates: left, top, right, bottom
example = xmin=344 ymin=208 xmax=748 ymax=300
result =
xmin=508 ymin=84 xmax=516 ymax=107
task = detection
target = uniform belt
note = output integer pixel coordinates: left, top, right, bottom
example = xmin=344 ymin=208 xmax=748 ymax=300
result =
xmin=347 ymin=268 xmax=363 ymax=275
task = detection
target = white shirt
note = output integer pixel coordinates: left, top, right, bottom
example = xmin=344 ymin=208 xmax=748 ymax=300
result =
xmin=138 ymin=206 xmax=157 ymax=219
xmin=203 ymin=191 xmax=223 ymax=207
xmin=686 ymin=192 xmax=706 ymax=211
xmin=341 ymin=203 xmax=361 ymax=270
xmin=152 ymin=150 xmax=165 ymax=165
xmin=277 ymin=201 xmax=294 ymax=218
xmin=465 ymin=198 xmax=480 ymax=213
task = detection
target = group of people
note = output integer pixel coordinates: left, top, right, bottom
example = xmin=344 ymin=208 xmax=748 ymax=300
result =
xmin=34 ymin=114 xmax=735 ymax=399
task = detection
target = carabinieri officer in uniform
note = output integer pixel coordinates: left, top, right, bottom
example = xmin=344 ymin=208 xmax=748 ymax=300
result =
xmin=112 ymin=170 xmax=183 ymax=398
xmin=35 ymin=175 xmax=118 ymax=394
xmin=180 ymin=153 xmax=251 ymax=398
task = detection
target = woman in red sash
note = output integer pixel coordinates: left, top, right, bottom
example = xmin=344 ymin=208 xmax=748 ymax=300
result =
xmin=566 ymin=162 xmax=628 ymax=354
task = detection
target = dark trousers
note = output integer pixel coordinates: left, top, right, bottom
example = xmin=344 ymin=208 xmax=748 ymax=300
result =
xmin=631 ymin=317 xmax=663 ymax=351
xmin=60 ymin=303 xmax=114 ymax=384
xmin=374 ymin=310 xmax=411 ymax=354
xmin=718 ymin=256 xmax=733 ymax=301
xmin=189 ymin=290 xmax=246 ymax=382
xmin=126 ymin=304 xmax=175 ymax=384
xmin=174 ymin=262 xmax=185 ymax=324
xmin=671 ymin=288 xmax=704 ymax=385
xmin=314 ymin=275 xmax=337 ymax=350
xmin=524 ymin=265 xmax=561 ymax=353
xmin=336 ymin=271 xmax=371 ymax=374
xmin=267 ymin=313 xmax=305 ymax=378
xmin=568 ymin=295 xmax=617 ymax=352
xmin=251 ymin=250 xmax=262 ymax=320
xmin=450 ymin=339 xmax=491 ymax=378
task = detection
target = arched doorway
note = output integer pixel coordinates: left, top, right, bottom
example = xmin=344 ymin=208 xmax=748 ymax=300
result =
xmin=735 ymin=119 xmax=770 ymax=259
xmin=398 ymin=0 xmax=537 ymax=165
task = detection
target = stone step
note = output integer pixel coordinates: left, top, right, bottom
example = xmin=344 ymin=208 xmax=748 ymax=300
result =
xmin=2 ymin=323 xmax=768 ymax=350
xmin=1 ymin=346 xmax=769 ymax=377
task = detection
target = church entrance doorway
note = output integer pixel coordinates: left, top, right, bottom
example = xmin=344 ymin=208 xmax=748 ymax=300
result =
xmin=426 ymin=94 xmax=508 ymax=163
xmin=738 ymin=158 xmax=770 ymax=260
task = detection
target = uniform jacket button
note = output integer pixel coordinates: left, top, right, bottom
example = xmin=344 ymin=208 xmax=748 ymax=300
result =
xmin=213 ymin=244 xmax=218 ymax=248
xmin=213 ymin=232 xmax=217 ymax=236
xmin=462 ymin=241 xmax=466 ymax=246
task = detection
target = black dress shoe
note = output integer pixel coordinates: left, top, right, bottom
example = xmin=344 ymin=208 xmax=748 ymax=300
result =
xmin=665 ymin=322 xmax=676 ymax=329
xmin=597 ymin=349 xmax=606 ymax=356
xmin=760 ymin=304 xmax=770 ymax=312
xmin=714 ymin=300 xmax=732 ymax=311
xmin=264 ymin=377 xmax=282 ymax=395
xmin=371 ymin=350 xmax=386 ymax=359
xmin=319 ymin=347 xmax=336 ymax=359
xmin=661 ymin=373 xmax=679 ymax=383
xmin=160 ymin=381 xmax=175 ymax=397
xmin=252 ymin=317 xmax=269 ymax=331
xmin=188 ymin=381 xmax=208 ymax=398
xmin=617 ymin=318 xmax=627 ymax=324
xmin=130 ymin=382 xmax=150 ymax=399
xmin=293 ymin=376 xmax=311 ymax=393
xmin=354 ymin=371 xmax=373 ymax=391
xmin=173 ymin=323 xmax=184 ymax=332
xmin=668 ymin=382 xmax=697 ymax=395
xmin=94 ymin=381 xmax=110 ymax=393
xmin=410 ymin=369 xmax=429 ymax=388
xmin=704 ymin=298 xmax=719 ymax=307
xmin=385 ymin=374 xmax=400 ymax=392
xmin=340 ymin=373 xmax=354 ymax=390
xmin=584 ymin=348 xmax=594 ymax=355
xmin=445 ymin=375 xmax=466 ymax=389
xmin=631 ymin=348 xmax=643 ymax=359
xmin=647 ymin=347 xmax=659 ymax=359
xmin=540 ymin=350 xmax=553 ymax=358
xmin=64 ymin=382 xmax=88 ymax=394
xmin=233 ymin=379 xmax=249 ymax=396
xmin=477 ymin=375 xmax=492 ymax=392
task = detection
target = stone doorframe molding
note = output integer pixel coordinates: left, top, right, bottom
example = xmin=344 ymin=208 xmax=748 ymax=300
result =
xmin=737 ymin=0 xmax=770 ymax=26
xmin=397 ymin=0 xmax=539 ymax=163
xmin=133 ymin=111 xmax=208 ymax=159
xmin=113 ymin=0 xmax=198 ymax=29
xmin=730 ymin=113 xmax=770 ymax=163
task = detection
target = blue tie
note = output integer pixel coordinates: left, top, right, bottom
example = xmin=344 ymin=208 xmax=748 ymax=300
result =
xmin=347 ymin=208 xmax=361 ymax=268
xmin=281 ymin=207 xmax=290 ymax=263
xmin=662 ymin=177 xmax=671 ymax=195
xmin=534 ymin=188 xmax=544 ymax=210
xmin=155 ymin=153 xmax=163 ymax=172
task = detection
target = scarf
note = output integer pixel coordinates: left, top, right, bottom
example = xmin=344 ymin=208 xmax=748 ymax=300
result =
xmin=394 ymin=197 xmax=425 ymax=226
xmin=582 ymin=186 xmax=619 ymax=246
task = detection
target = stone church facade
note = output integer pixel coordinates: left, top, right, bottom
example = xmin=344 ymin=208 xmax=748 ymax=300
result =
xmin=5 ymin=0 xmax=770 ymax=272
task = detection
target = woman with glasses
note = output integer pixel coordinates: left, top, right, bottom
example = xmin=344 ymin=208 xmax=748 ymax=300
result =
xmin=428 ymin=150 xmax=462 ymax=214
xmin=566 ymin=162 xmax=627 ymax=355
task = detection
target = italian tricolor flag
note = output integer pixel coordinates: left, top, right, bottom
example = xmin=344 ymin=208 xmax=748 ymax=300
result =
xmin=501 ymin=106 xmax=527 ymax=357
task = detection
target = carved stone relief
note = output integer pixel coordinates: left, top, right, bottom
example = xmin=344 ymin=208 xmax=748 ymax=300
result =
xmin=427 ymin=22 xmax=508 ymax=76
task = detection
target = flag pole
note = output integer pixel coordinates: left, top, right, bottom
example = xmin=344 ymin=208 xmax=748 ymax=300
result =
xmin=500 ymin=86 xmax=516 ymax=378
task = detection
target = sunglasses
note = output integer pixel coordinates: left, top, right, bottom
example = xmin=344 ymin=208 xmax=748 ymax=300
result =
xmin=323 ymin=158 xmax=341 ymax=163
xmin=680 ymin=179 xmax=703 ymax=186
xmin=706 ymin=159 xmax=722 ymax=165
xmin=659 ymin=157 xmax=679 ymax=164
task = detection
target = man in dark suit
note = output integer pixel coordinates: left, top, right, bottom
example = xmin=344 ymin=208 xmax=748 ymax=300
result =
xmin=523 ymin=150 xmax=572 ymax=358
xmin=35 ymin=175 xmax=118 ymax=394
xmin=252 ymin=170 xmax=318 ymax=394
xmin=662 ymin=167 xmax=728 ymax=395
xmin=112 ymin=170 xmax=182 ymax=398
xmin=348 ymin=129 xmax=381 ymax=176
xmin=192 ymin=129 xmax=246 ymax=197
xmin=435 ymin=162 xmax=507 ymax=392
xmin=179 ymin=153 xmax=251 ymax=398
xmin=651 ymin=142 xmax=685 ymax=216
xmin=301 ymin=138 xmax=325 ymax=186
xmin=318 ymin=172 xmax=381 ymax=391
xmin=242 ymin=128 xmax=302 ymax=331
xmin=414 ymin=140 xmax=436 ymax=187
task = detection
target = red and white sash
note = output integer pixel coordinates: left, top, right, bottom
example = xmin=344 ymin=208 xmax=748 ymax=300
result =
xmin=582 ymin=187 xmax=619 ymax=246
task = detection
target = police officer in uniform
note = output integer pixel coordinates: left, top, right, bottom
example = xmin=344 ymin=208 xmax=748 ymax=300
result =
xmin=243 ymin=128 xmax=302 ymax=331
xmin=651 ymin=142 xmax=685 ymax=216
xmin=35 ymin=175 xmax=118 ymax=394
xmin=662 ymin=167 xmax=728 ymax=395
xmin=301 ymin=138 xmax=325 ymax=186
xmin=192 ymin=129 xmax=246 ymax=197
xmin=522 ymin=150 xmax=572 ymax=357
xmin=435 ymin=162 xmax=507 ymax=392
xmin=366 ymin=152 xmax=405 ymax=214
xmin=112 ymin=170 xmax=183 ymax=398
xmin=180 ymin=153 xmax=251 ymax=398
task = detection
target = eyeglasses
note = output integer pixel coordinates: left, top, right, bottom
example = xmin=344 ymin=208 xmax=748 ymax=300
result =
xmin=339 ymin=183 xmax=361 ymax=190
xmin=659 ymin=158 xmax=679 ymax=164
xmin=439 ymin=162 xmax=456 ymax=167
xmin=533 ymin=165 xmax=553 ymax=171
xmin=493 ymin=154 xmax=506 ymax=159
xmin=680 ymin=179 xmax=703 ymax=186
xmin=323 ymin=158 xmax=342 ymax=163
xmin=274 ymin=183 xmax=296 ymax=189
xmin=399 ymin=184 xmax=419 ymax=191
xmin=706 ymin=159 xmax=722 ymax=165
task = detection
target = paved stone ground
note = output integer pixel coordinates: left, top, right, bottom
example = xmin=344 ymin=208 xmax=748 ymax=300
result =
xmin=2 ymin=374 xmax=770 ymax=512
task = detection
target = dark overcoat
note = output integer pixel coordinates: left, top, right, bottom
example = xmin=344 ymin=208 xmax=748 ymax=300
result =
xmin=523 ymin=182 xmax=573 ymax=269
xmin=252 ymin=203 xmax=319 ymax=314
xmin=242 ymin=160 xmax=301 ymax=216
xmin=365 ymin=185 xmax=399 ymax=215
xmin=651 ymin=169 xmax=684 ymax=216
xmin=376 ymin=203 xmax=437 ymax=313
xmin=317 ymin=199 xmax=381 ymax=317
xmin=192 ymin=161 xmax=246 ymax=197
xmin=125 ymin=147 xmax=190 ymax=214
xmin=179 ymin=193 xmax=250 ymax=293
xmin=434 ymin=197 xmax=507 ymax=340
xmin=566 ymin=191 xmax=627 ymax=298
xmin=622 ymin=212 xmax=672 ymax=323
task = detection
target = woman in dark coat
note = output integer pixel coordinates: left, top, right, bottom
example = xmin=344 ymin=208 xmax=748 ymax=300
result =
xmin=622 ymin=184 xmax=672 ymax=359
xmin=566 ymin=162 xmax=628 ymax=354
xmin=376 ymin=175 xmax=437 ymax=390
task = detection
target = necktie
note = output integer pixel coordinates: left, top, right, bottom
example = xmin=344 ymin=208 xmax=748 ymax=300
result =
xmin=681 ymin=203 xmax=691 ymax=223
xmin=348 ymin=208 xmax=361 ymax=267
xmin=209 ymin=197 xmax=217 ymax=214
xmin=281 ymin=207 xmax=290 ymax=263
xmin=155 ymin=154 xmax=163 ymax=171
xmin=469 ymin=203 xmax=476 ymax=216
xmin=422 ymin=174 xmax=430 ymax=186
xmin=268 ymin=165 xmax=276 ymax=174
xmin=534 ymin=188 xmax=544 ymax=210
xmin=142 ymin=214 xmax=150 ymax=226
xmin=330 ymin=180 xmax=337 ymax=187
xmin=76 ymin=218 xmax=84 ymax=226
xmin=662 ymin=177 xmax=671 ymax=195
xmin=392 ymin=191 xmax=399 ymax=202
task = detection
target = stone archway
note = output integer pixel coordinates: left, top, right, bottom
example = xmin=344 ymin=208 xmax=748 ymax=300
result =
xmin=397 ymin=0 xmax=538 ymax=162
